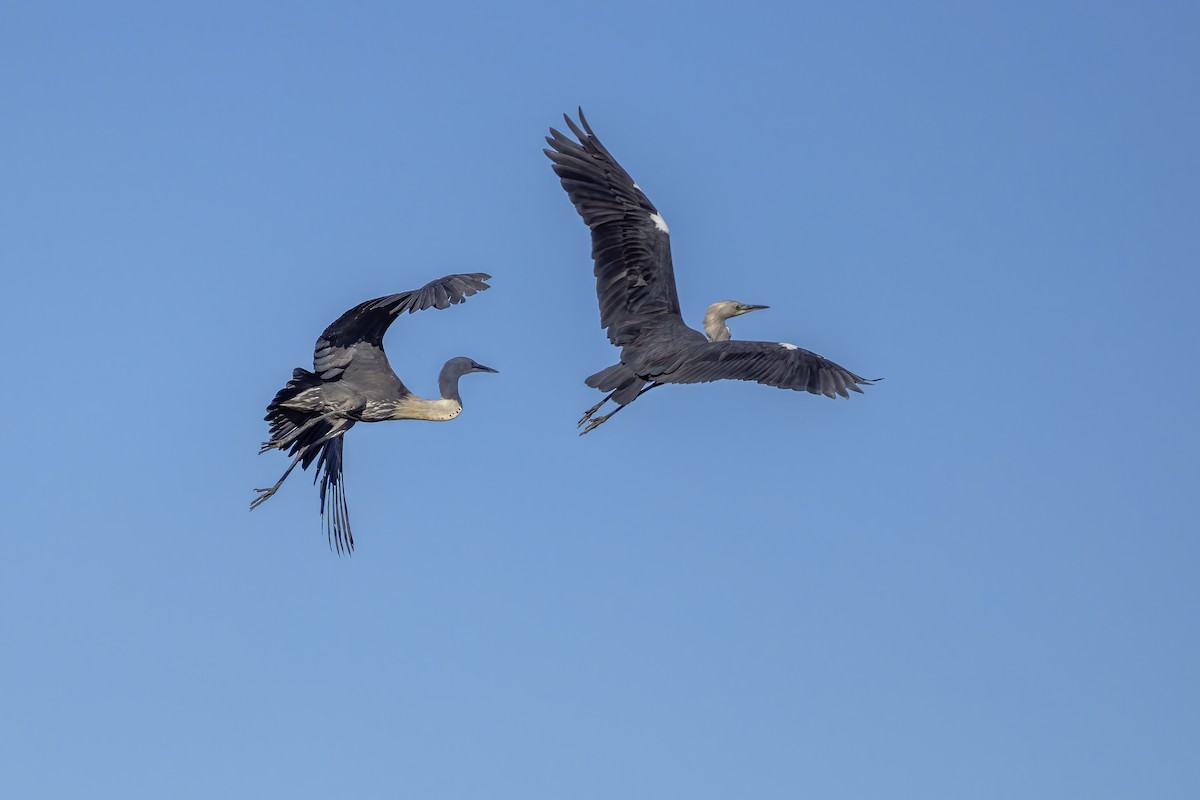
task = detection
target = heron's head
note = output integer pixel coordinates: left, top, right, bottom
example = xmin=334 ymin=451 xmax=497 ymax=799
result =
xmin=443 ymin=356 xmax=499 ymax=377
xmin=707 ymin=300 xmax=769 ymax=321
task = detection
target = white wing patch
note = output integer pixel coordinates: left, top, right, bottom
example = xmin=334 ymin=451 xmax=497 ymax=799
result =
xmin=650 ymin=212 xmax=670 ymax=234
xmin=779 ymin=342 xmax=799 ymax=350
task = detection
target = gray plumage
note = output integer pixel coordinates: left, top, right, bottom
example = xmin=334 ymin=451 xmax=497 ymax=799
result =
xmin=252 ymin=273 xmax=496 ymax=553
xmin=544 ymin=109 xmax=878 ymax=434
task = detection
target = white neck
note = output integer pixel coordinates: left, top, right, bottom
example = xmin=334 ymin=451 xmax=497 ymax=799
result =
xmin=703 ymin=309 xmax=733 ymax=342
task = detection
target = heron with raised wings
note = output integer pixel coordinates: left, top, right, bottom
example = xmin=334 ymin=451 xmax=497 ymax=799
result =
xmin=251 ymin=273 xmax=496 ymax=553
xmin=544 ymin=110 xmax=878 ymax=434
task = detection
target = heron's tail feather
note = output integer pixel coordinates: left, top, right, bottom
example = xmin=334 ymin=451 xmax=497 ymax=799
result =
xmin=612 ymin=378 xmax=649 ymax=405
xmin=585 ymin=363 xmax=630 ymax=390
xmin=585 ymin=363 xmax=646 ymax=405
xmin=315 ymin=436 xmax=354 ymax=554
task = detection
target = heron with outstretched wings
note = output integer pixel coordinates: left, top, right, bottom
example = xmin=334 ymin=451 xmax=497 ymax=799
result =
xmin=252 ymin=273 xmax=496 ymax=553
xmin=545 ymin=110 xmax=878 ymax=434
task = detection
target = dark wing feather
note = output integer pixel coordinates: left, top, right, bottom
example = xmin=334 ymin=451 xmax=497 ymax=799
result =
xmin=312 ymin=273 xmax=492 ymax=380
xmin=666 ymin=340 xmax=879 ymax=399
xmin=545 ymin=109 xmax=687 ymax=346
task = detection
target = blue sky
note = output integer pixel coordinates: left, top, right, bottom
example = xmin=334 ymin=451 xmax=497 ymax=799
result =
xmin=2 ymin=2 xmax=1198 ymax=797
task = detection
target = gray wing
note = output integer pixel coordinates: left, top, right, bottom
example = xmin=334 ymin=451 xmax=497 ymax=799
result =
xmin=665 ymin=340 xmax=879 ymax=399
xmin=312 ymin=273 xmax=492 ymax=381
xmin=545 ymin=109 xmax=688 ymax=347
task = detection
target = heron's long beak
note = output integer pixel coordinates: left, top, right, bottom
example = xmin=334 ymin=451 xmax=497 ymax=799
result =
xmin=475 ymin=364 xmax=499 ymax=374
xmin=741 ymin=304 xmax=769 ymax=313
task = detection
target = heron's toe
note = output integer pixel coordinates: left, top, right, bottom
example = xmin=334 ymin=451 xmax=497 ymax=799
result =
xmin=579 ymin=415 xmax=609 ymax=436
xmin=249 ymin=487 xmax=278 ymax=511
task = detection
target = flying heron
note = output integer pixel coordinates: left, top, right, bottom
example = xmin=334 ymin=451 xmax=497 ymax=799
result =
xmin=544 ymin=110 xmax=878 ymax=434
xmin=251 ymin=273 xmax=496 ymax=553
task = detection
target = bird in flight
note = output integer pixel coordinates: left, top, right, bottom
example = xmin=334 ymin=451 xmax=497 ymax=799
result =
xmin=252 ymin=273 xmax=496 ymax=553
xmin=544 ymin=109 xmax=878 ymax=434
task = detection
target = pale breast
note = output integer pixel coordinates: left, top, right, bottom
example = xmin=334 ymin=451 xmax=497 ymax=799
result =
xmin=392 ymin=396 xmax=463 ymax=422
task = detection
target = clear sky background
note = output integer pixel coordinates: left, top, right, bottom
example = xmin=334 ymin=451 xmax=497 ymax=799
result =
xmin=2 ymin=2 xmax=1197 ymax=798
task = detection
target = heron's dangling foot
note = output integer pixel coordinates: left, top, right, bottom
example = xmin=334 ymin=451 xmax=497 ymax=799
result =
xmin=579 ymin=412 xmax=614 ymax=436
xmin=577 ymin=392 xmax=615 ymax=427
xmin=250 ymin=485 xmax=280 ymax=510
xmin=580 ymin=402 xmax=631 ymax=435
xmin=578 ymin=383 xmax=661 ymax=436
xmin=250 ymin=451 xmax=304 ymax=511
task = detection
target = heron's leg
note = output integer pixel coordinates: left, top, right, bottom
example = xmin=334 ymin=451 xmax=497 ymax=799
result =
xmin=577 ymin=390 xmax=617 ymax=427
xmin=250 ymin=451 xmax=304 ymax=510
xmin=578 ymin=383 xmax=662 ymax=436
